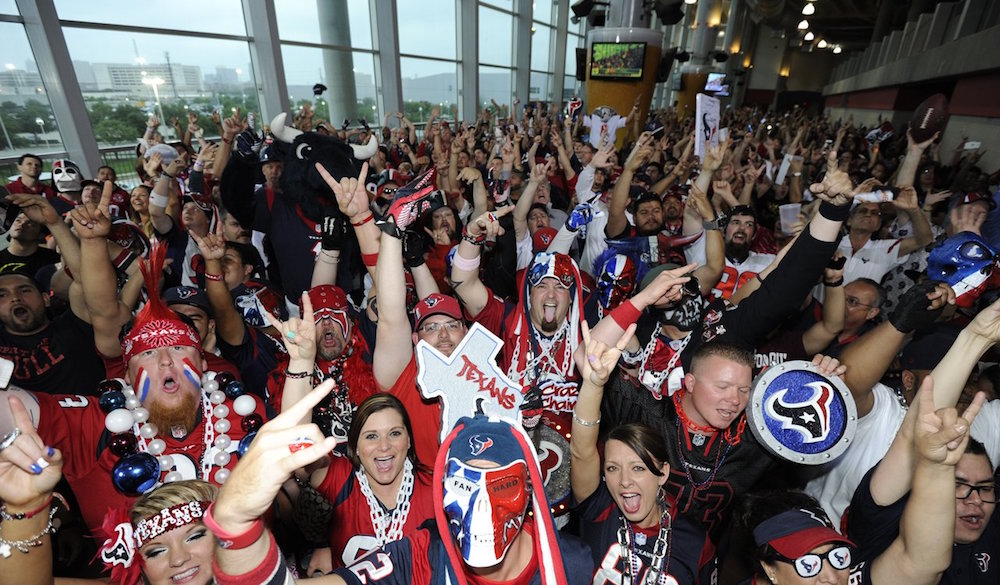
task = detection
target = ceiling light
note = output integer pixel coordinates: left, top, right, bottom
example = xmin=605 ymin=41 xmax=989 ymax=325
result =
xmin=833 ymin=45 xmax=842 ymax=54
xmin=685 ymin=0 xmax=696 ymax=5
xmin=802 ymin=3 xmax=815 ymax=15
xmin=804 ymin=31 xmax=814 ymax=41
xmin=817 ymin=39 xmax=828 ymax=48
xmin=797 ymin=19 xmax=809 ymax=30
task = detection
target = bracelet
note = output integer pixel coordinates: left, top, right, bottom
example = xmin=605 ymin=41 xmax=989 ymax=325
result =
xmin=0 ymin=496 xmax=53 ymax=521
xmin=319 ymin=251 xmax=340 ymax=264
xmin=204 ymin=272 xmax=223 ymax=282
xmin=702 ymin=218 xmax=720 ymax=231
xmin=193 ymin=161 xmax=205 ymax=171
xmin=351 ymin=213 xmax=373 ymax=227
xmin=462 ymin=228 xmax=486 ymax=246
xmin=824 ymin=277 xmax=844 ymax=287
xmin=203 ymin=502 xmax=265 ymax=550
xmin=0 ymin=506 xmax=57 ymax=557
xmin=162 ymin=171 xmax=175 ymax=179
xmin=222 ymin=136 xmax=233 ymax=145
xmin=756 ymin=273 xmax=765 ymax=284
xmin=212 ymin=532 xmax=283 ymax=585
xmin=572 ymin=412 xmax=601 ymax=427
xmin=285 ymin=370 xmax=311 ymax=379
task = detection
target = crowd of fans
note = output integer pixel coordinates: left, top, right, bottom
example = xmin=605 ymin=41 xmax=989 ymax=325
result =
xmin=0 ymin=87 xmax=997 ymax=585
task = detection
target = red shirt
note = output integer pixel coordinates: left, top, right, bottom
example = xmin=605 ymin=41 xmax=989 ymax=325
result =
xmin=384 ymin=356 xmax=441 ymax=468
xmin=5 ymin=177 xmax=54 ymax=198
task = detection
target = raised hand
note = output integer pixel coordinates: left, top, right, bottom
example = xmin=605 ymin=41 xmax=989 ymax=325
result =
xmin=68 ymin=181 xmax=113 ymax=239
xmin=190 ymin=220 xmax=227 ymax=262
xmin=566 ymin=202 xmax=596 ymax=231
xmin=809 ymin=150 xmax=854 ymax=206
xmin=580 ymin=320 xmax=635 ymax=387
xmin=317 ymin=161 xmax=370 ymax=221
xmin=914 ymin=376 xmax=983 ymax=465
xmin=465 ymin=205 xmax=514 ymax=238
xmin=591 ymin=142 xmax=615 ymax=169
xmin=264 ymin=291 xmax=317 ymax=363
xmin=892 ymin=184 xmax=920 ymax=212
xmin=0 ymin=396 xmax=63 ymax=509
xmin=210 ymin=381 xmax=339 ymax=533
xmin=8 ymin=193 xmax=60 ymax=226
xmin=635 ymin=263 xmax=696 ymax=308
xmin=143 ymin=152 xmax=163 ymax=177
xmin=701 ymin=137 xmax=731 ymax=172
xmin=967 ymin=297 xmax=1000 ymax=343
xmin=457 ymin=167 xmax=483 ymax=184
xmin=687 ymin=184 xmax=716 ymax=221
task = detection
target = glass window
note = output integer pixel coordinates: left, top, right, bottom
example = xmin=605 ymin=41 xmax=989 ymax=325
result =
xmin=479 ymin=6 xmax=513 ymax=67
xmin=563 ymin=75 xmax=580 ymax=101
xmin=529 ymin=71 xmax=551 ymax=101
xmin=479 ymin=66 xmax=512 ymax=111
xmin=530 ymin=24 xmax=551 ymax=72
xmin=62 ymin=27 xmax=259 ymax=147
xmin=0 ymin=1 xmax=17 ymax=15
xmin=274 ymin=0 xmax=372 ymax=50
xmin=480 ymin=0 xmax=514 ymax=10
xmin=0 ymin=23 xmax=65 ymax=157
xmin=533 ymin=0 xmax=554 ymax=25
xmin=397 ymin=2 xmax=456 ymax=60
xmin=280 ymin=45 xmax=377 ymax=126
xmin=54 ymin=0 xmax=246 ymax=36
xmin=400 ymin=57 xmax=458 ymax=121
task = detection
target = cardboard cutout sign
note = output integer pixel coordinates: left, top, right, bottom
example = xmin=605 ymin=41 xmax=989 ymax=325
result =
xmin=416 ymin=323 xmax=524 ymax=442
xmin=695 ymin=93 xmax=720 ymax=159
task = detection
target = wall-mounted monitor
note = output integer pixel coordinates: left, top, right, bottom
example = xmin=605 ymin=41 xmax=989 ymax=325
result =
xmin=705 ymin=73 xmax=727 ymax=92
xmin=590 ymin=42 xmax=646 ymax=80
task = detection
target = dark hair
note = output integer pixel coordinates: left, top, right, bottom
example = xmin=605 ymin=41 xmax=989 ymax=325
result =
xmin=17 ymin=153 xmax=42 ymax=166
xmin=606 ymin=423 xmax=669 ymax=477
xmin=690 ymin=340 xmax=754 ymax=372
xmin=966 ymin=438 xmax=993 ymax=469
xmin=850 ymin=277 xmax=885 ymax=309
xmin=735 ymin=491 xmax=833 ymax=576
xmin=98 ymin=165 xmax=117 ymax=180
xmin=224 ymin=241 xmax=260 ymax=269
xmin=347 ymin=394 xmax=423 ymax=472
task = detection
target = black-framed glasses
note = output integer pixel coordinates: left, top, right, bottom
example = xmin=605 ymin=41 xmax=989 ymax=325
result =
xmin=777 ymin=546 xmax=852 ymax=578
xmin=845 ymin=296 xmax=873 ymax=309
xmin=418 ymin=319 xmax=463 ymax=334
xmin=855 ymin=207 xmax=882 ymax=217
xmin=956 ymin=481 xmax=998 ymax=504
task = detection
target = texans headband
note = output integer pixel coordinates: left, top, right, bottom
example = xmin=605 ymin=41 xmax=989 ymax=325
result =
xmin=746 ymin=360 xmax=857 ymax=465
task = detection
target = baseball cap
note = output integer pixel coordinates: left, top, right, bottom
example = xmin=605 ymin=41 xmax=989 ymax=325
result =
xmin=753 ymin=508 xmax=854 ymax=559
xmin=163 ymin=286 xmax=212 ymax=316
xmin=952 ymin=191 xmax=997 ymax=211
xmin=302 ymin=284 xmax=349 ymax=321
xmin=413 ymin=293 xmax=463 ymax=330
xmin=532 ymin=227 xmax=558 ymax=253
xmin=448 ymin=416 xmax=524 ymax=466
xmin=182 ymin=192 xmax=216 ymax=215
xmin=639 ymin=263 xmax=681 ymax=291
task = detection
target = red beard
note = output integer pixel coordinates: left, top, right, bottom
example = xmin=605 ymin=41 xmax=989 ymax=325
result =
xmin=147 ymin=390 xmax=200 ymax=438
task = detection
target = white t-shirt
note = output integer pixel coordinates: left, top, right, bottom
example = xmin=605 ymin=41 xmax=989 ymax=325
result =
xmin=804 ymin=382 xmax=907 ymax=527
xmin=838 ymin=235 xmax=909 ymax=284
xmin=684 ymin=234 xmax=775 ymax=300
xmin=583 ymin=114 xmax=627 ymax=148
xmin=971 ymin=398 xmax=1000 ymax=468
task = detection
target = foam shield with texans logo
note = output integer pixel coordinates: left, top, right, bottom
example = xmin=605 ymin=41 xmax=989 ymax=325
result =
xmin=747 ymin=361 xmax=857 ymax=465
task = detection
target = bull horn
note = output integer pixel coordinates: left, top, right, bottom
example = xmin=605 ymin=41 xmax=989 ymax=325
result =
xmin=350 ymin=135 xmax=378 ymax=160
xmin=269 ymin=113 xmax=302 ymax=143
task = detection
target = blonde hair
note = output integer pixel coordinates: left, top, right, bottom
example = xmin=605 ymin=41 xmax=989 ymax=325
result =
xmin=129 ymin=480 xmax=218 ymax=525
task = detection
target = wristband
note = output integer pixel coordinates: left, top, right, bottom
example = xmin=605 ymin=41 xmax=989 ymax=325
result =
xmin=451 ymin=251 xmax=481 ymax=272
xmin=162 ymin=171 xmax=175 ymax=180
xmin=702 ymin=218 xmax=722 ymax=231
xmin=285 ymin=370 xmax=311 ymax=379
xmin=362 ymin=252 xmax=379 ymax=268
xmin=193 ymin=161 xmax=205 ymax=171
xmin=203 ymin=502 xmax=265 ymax=550
xmin=823 ymin=277 xmax=844 ymax=287
xmin=212 ymin=532 xmax=284 ymax=585
xmin=572 ymin=412 xmax=600 ymax=427
xmin=351 ymin=213 xmax=373 ymax=227
xmin=0 ymin=495 xmax=53 ymax=521
xmin=221 ymin=136 xmax=233 ymax=145
xmin=204 ymin=272 xmax=223 ymax=282
xmin=818 ymin=200 xmax=850 ymax=222
xmin=149 ymin=192 xmax=169 ymax=208
xmin=609 ymin=300 xmax=642 ymax=331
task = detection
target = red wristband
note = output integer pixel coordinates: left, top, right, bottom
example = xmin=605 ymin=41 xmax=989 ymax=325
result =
xmin=203 ymin=502 xmax=265 ymax=550
xmin=221 ymin=136 xmax=233 ymax=145
xmin=351 ymin=213 xmax=374 ymax=227
xmin=609 ymin=300 xmax=642 ymax=331
xmin=204 ymin=272 xmax=223 ymax=282
xmin=0 ymin=494 xmax=53 ymax=521
xmin=212 ymin=531 xmax=282 ymax=585
xmin=362 ymin=252 xmax=379 ymax=268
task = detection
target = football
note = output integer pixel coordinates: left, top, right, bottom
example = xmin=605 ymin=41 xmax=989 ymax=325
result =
xmin=909 ymin=93 xmax=949 ymax=143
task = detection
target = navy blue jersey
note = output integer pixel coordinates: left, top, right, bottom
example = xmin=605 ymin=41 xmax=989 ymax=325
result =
xmin=847 ymin=467 xmax=1000 ymax=585
xmin=575 ymin=483 xmax=715 ymax=585
xmin=334 ymin=521 xmax=593 ymax=585
xmin=216 ymin=325 xmax=283 ymax=416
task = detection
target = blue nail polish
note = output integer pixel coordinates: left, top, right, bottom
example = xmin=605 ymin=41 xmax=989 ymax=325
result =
xmin=46 ymin=446 xmax=54 ymax=457
xmin=30 ymin=463 xmax=42 ymax=474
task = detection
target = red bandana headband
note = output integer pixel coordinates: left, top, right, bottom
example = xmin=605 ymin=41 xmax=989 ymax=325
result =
xmin=99 ymin=500 xmax=211 ymax=585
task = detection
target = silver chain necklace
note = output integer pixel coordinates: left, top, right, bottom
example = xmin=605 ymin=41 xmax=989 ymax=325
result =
xmin=356 ymin=458 xmax=415 ymax=545
xmin=617 ymin=506 xmax=673 ymax=585
xmin=638 ymin=331 xmax=690 ymax=397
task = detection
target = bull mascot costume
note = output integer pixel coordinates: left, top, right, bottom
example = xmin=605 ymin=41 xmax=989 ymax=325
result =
xmin=220 ymin=113 xmax=378 ymax=304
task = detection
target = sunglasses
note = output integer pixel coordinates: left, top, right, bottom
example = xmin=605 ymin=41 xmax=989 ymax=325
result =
xmin=776 ymin=546 xmax=852 ymax=578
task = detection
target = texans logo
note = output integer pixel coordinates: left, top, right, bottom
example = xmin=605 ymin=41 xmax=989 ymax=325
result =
xmin=976 ymin=552 xmax=991 ymax=573
xmin=765 ymin=381 xmax=834 ymax=443
xmin=100 ymin=524 xmax=135 ymax=567
xmin=468 ymin=435 xmax=494 ymax=457
xmin=537 ymin=440 xmax=563 ymax=486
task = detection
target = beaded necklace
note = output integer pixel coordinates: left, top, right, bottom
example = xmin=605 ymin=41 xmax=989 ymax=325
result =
xmin=670 ymin=389 xmax=746 ymax=490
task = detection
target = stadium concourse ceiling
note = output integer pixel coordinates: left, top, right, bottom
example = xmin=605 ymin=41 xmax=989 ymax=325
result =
xmin=743 ymin=0 xmax=930 ymax=52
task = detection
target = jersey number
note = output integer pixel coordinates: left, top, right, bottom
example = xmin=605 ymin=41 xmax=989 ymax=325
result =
xmin=592 ymin=544 xmax=679 ymax=585
xmin=57 ymin=395 xmax=89 ymax=408
xmin=349 ymin=553 xmax=394 ymax=584
xmin=712 ymin=267 xmax=757 ymax=300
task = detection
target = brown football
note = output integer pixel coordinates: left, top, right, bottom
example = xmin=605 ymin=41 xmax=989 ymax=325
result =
xmin=909 ymin=93 xmax=949 ymax=143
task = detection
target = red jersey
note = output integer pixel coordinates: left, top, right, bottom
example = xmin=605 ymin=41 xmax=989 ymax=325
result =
xmin=5 ymin=177 xmax=54 ymax=198
xmin=317 ymin=454 xmax=435 ymax=568
xmin=35 ymin=390 xmax=265 ymax=535
xmin=384 ymin=356 xmax=441 ymax=468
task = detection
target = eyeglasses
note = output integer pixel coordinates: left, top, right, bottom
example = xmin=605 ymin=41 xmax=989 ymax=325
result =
xmin=418 ymin=319 xmax=463 ymax=334
xmin=956 ymin=481 xmax=998 ymax=504
xmin=854 ymin=208 xmax=882 ymax=217
xmin=845 ymin=296 xmax=873 ymax=309
xmin=776 ymin=546 xmax=852 ymax=578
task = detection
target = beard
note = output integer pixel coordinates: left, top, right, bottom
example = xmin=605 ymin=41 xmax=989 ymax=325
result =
xmin=726 ymin=241 xmax=751 ymax=264
xmin=147 ymin=390 xmax=200 ymax=438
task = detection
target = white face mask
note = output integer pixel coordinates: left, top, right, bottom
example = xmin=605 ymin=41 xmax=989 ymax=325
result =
xmin=442 ymin=458 xmax=529 ymax=568
xmin=51 ymin=159 xmax=82 ymax=193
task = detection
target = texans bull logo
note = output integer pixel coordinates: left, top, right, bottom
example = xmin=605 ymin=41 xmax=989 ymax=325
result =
xmin=765 ymin=381 xmax=834 ymax=443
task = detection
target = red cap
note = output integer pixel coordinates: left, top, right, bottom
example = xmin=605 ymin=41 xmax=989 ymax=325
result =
xmin=532 ymin=227 xmax=558 ymax=253
xmin=753 ymin=509 xmax=855 ymax=559
xmin=413 ymin=293 xmax=463 ymax=330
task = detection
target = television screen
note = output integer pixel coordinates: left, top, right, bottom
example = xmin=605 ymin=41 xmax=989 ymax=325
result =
xmin=590 ymin=42 xmax=646 ymax=79
xmin=705 ymin=73 xmax=726 ymax=92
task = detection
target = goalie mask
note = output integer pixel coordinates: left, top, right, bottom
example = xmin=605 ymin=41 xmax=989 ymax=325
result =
xmin=926 ymin=231 xmax=1000 ymax=309
xmin=51 ymin=159 xmax=82 ymax=193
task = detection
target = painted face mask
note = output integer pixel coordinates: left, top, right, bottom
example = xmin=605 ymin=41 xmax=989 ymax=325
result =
xmin=657 ymin=278 xmax=705 ymax=331
xmin=597 ymin=254 xmax=637 ymax=310
xmin=443 ymin=458 xmax=529 ymax=567
xmin=51 ymin=159 xmax=82 ymax=193
xmin=593 ymin=106 xmax=617 ymax=124
xmin=927 ymin=231 xmax=1000 ymax=308
xmin=528 ymin=252 xmax=575 ymax=289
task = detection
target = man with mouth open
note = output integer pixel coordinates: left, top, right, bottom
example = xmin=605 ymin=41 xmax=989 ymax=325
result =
xmin=685 ymin=205 xmax=776 ymax=301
